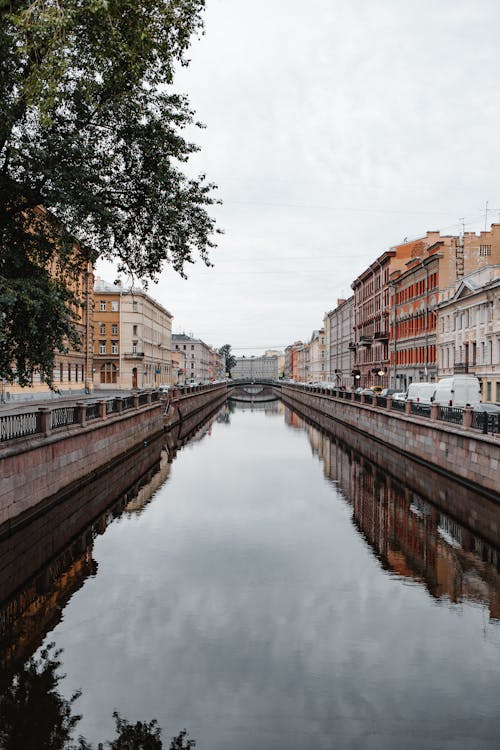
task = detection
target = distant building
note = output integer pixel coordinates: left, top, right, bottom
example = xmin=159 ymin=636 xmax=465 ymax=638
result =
xmin=172 ymin=333 xmax=217 ymax=382
xmin=325 ymin=297 xmax=354 ymax=388
xmin=232 ymin=355 xmax=279 ymax=380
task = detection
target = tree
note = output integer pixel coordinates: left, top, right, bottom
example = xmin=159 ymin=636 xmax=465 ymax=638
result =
xmin=217 ymin=344 xmax=237 ymax=377
xmin=0 ymin=0 xmax=220 ymax=387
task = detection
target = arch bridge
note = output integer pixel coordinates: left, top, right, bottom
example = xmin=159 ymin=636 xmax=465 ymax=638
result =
xmin=227 ymin=379 xmax=282 ymax=403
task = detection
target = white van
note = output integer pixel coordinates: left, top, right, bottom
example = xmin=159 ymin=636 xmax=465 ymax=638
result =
xmin=406 ymin=382 xmax=436 ymax=404
xmin=431 ymin=375 xmax=481 ymax=408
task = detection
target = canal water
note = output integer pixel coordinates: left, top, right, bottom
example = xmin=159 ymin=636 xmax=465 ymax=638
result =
xmin=2 ymin=400 xmax=500 ymax=749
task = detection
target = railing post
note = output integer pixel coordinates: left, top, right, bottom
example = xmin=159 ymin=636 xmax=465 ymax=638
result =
xmin=404 ymin=400 xmax=412 ymax=416
xmin=430 ymin=402 xmax=439 ymax=421
xmin=99 ymin=400 xmax=107 ymax=419
xmin=76 ymin=401 xmax=86 ymax=427
xmin=39 ymin=407 xmax=51 ymax=437
xmin=146 ymin=391 xmax=152 ymax=404
xmin=462 ymin=406 xmax=473 ymax=429
xmin=360 ymin=393 xmax=366 ymax=404
xmin=115 ymin=397 xmax=123 ymax=413
xmin=386 ymin=396 xmax=393 ymax=410
xmin=133 ymin=393 xmax=140 ymax=409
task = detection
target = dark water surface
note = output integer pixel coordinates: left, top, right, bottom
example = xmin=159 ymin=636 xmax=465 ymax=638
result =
xmin=2 ymin=401 xmax=500 ymax=749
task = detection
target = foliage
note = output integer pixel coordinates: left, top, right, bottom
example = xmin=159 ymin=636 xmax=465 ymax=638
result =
xmin=0 ymin=0 xmax=220 ymax=386
xmin=0 ymin=643 xmax=83 ymax=750
xmin=217 ymin=344 xmax=236 ymax=376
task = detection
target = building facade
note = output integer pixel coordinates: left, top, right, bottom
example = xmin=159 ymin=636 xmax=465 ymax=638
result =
xmin=326 ymin=297 xmax=354 ymax=388
xmin=436 ymin=266 xmax=500 ymax=403
xmin=94 ymin=279 xmax=173 ymax=389
xmin=172 ymin=333 xmax=216 ymax=383
xmin=232 ymin=355 xmax=279 ymax=380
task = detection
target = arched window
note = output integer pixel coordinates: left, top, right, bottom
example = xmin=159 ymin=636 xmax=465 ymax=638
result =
xmin=100 ymin=362 xmax=118 ymax=384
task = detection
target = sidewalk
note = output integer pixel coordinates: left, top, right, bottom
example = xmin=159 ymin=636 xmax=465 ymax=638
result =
xmin=0 ymin=389 xmax=135 ymax=417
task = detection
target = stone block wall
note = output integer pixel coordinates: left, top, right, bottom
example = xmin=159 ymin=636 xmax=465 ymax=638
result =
xmin=282 ymin=386 xmax=500 ymax=498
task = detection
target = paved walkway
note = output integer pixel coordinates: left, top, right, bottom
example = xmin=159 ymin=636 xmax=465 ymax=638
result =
xmin=0 ymin=389 xmax=135 ymax=417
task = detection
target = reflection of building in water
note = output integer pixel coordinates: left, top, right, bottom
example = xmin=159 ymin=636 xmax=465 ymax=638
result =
xmin=264 ymin=401 xmax=283 ymax=416
xmin=0 ymin=538 xmax=97 ymax=675
xmin=125 ymin=451 xmax=171 ymax=514
xmin=291 ymin=407 xmax=500 ymax=621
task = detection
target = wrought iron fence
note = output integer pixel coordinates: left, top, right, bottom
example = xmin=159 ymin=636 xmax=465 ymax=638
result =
xmin=353 ymin=393 xmax=361 ymax=402
xmin=85 ymin=402 xmax=100 ymax=421
xmin=375 ymin=395 xmax=387 ymax=408
xmin=151 ymin=391 xmax=159 ymax=402
xmin=51 ymin=406 xmax=78 ymax=429
xmin=106 ymin=399 xmax=118 ymax=415
xmin=410 ymin=402 xmax=432 ymax=418
xmin=363 ymin=393 xmax=373 ymax=405
xmin=391 ymin=399 xmax=406 ymax=412
xmin=0 ymin=412 xmax=42 ymax=442
xmin=122 ymin=396 xmax=134 ymax=410
xmin=472 ymin=411 xmax=500 ymax=435
xmin=438 ymin=406 xmax=463 ymax=426
xmin=138 ymin=393 xmax=149 ymax=405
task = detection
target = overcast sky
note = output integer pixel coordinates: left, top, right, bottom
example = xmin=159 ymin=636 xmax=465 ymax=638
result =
xmin=96 ymin=0 xmax=500 ymax=356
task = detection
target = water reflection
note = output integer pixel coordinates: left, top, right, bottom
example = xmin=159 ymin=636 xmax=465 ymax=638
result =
xmin=286 ymin=405 xmax=500 ymax=620
xmin=2 ymin=400 xmax=500 ymax=749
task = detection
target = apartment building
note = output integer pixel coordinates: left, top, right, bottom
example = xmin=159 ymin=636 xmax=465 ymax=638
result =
xmin=305 ymin=329 xmax=327 ymax=382
xmin=437 ymin=266 xmax=500 ymax=403
xmin=325 ymin=297 xmax=354 ymax=388
xmin=94 ymin=279 xmax=173 ymax=389
xmin=232 ymin=354 xmax=279 ymax=380
xmin=172 ymin=333 xmax=216 ymax=382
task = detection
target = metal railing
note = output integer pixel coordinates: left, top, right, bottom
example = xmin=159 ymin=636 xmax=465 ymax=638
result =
xmin=122 ymin=396 xmax=134 ymax=410
xmin=86 ymin=402 xmax=100 ymax=421
xmin=106 ymin=399 xmax=119 ymax=415
xmin=438 ymin=406 xmax=464 ymax=426
xmin=391 ymin=399 xmax=406 ymax=412
xmin=472 ymin=411 xmax=500 ymax=435
xmin=0 ymin=412 xmax=41 ymax=442
xmin=51 ymin=406 xmax=78 ymax=430
xmin=410 ymin=402 xmax=432 ymax=418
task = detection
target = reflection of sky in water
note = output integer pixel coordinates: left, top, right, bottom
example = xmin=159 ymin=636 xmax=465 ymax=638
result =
xmin=41 ymin=406 xmax=500 ymax=749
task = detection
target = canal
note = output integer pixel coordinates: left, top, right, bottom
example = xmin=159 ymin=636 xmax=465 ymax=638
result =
xmin=1 ymin=399 xmax=500 ymax=749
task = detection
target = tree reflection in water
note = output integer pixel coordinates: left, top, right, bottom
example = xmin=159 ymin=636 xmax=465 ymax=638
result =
xmin=0 ymin=645 xmax=195 ymax=750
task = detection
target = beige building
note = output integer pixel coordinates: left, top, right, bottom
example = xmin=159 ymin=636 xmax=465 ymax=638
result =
xmin=325 ymin=297 xmax=355 ymax=388
xmin=172 ymin=333 xmax=217 ymax=382
xmin=264 ymin=350 xmax=285 ymax=378
xmin=436 ymin=266 xmax=500 ymax=403
xmin=94 ymin=279 xmax=172 ymax=390
xmin=305 ymin=329 xmax=327 ymax=381
xmin=232 ymin=354 xmax=279 ymax=380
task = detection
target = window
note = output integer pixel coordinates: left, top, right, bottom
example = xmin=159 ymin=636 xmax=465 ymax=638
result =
xmin=133 ymin=325 xmax=137 ymax=336
xmin=99 ymin=323 xmax=106 ymax=335
xmin=68 ymin=363 xmax=71 ymax=382
xmin=100 ymin=301 xmax=106 ymax=311
xmin=111 ymin=300 xmax=119 ymax=311
xmin=132 ymin=301 xmax=138 ymax=312
xmin=480 ymin=244 xmax=491 ymax=256
xmin=99 ymin=341 xmax=106 ymax=354
xmin=100 ymin=362 xmax=118 ymax=384
xmin=191 ymin=345 xmax=194 ymax=350
xmin=183 ymin=345 xmax=186 ymax=350
xmin=111 ymin=341 xmax=118 ymax=355
xmin=111 ymin=324 xmax=118 ymax=335
xmin=496 ymin=382 xmax=500 ymax=403
xmin=132 ymin=341 xmax=137 ymax=354
xmin=487 ymin=382 xmax=492 ymax=401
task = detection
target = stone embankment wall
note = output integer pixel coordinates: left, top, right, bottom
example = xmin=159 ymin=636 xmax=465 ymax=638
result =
xmin=0 ymin=384 xmax=227 ymax=530
xmin=163 ymin=383 xmax=227 ymax=430
xmin=285 ymin=396 xmax=500 ymax=548
xmin=281 ymin=385 xmax=500 ymax=498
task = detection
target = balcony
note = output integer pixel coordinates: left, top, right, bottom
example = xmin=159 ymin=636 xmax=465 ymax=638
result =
xmin=359 ymin=335 xmax=373 ymax=346
xmin=123 ymin=351 xmax=145 ymax=359
xmin=453 ymin=362 xmax=469 ymax=374
xmin=373 ymin=331 xmax=389 ymax=340
xmin=348 ymin=341 xmax=356 ymax=350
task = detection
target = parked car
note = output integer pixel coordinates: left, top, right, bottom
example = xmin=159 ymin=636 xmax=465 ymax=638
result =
xmin=158 ymin=384 xmax=171 ymax=393
xmin=406 ymin=382 xmax=436 ymax=404
xmin=431 ymin=375 xmax=481 ymax=408
xmin=392 ymin=392 xmax=406 ymax=402
xmin=380 ymin=388 xmax=400 ymax=397
xmin=473 ymin=403 xmax=500 ymax=414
